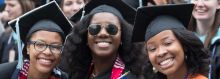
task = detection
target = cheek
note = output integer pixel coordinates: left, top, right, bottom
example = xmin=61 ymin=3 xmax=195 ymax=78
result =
xmin=148 ymin=53 xmax=157 ymax=66
xmin=63 ymin=6 xmax=71 ymax=12
xmin=87 ymin=34 xmax=94 ymax=47
xmin=54 ymin=54 xmax=61 ymax=63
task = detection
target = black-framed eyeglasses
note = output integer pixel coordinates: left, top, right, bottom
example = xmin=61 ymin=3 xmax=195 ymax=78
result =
xmin=27 ymin=41 xmax=63 ymax=54
xmin=88 ymin=24 xmax=120 ymax=36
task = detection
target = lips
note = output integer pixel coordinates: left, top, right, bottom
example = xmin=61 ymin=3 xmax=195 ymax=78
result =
xmin=194 ymin=8 xmax=207 ymax=14
xmin=158 ymin=57 xmax=174 ymax=69
xmin=96 ymin=42 xmax=110 ymax=48
xmin=37 ymin=58 xmax=54 ymax=66
xmin=96 ymin=41 xmax=111 ymax=48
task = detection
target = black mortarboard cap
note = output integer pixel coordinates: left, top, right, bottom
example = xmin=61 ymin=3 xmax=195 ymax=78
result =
xmin=9 ymin=1 xmax=73 ymax=43
xmin=132 ymin=4 xmax=194 ymax=42
xmin=70 ymin=0 xmax=136 ymax=24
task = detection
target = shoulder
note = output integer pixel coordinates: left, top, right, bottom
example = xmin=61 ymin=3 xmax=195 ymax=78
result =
xmin=0 ymin=61 xmax=18 ymax=78
xmin=189 ymin=74 xmax=207 ymax=79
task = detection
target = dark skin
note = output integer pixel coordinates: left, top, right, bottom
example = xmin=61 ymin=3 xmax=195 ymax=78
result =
xmin=87 ymin=12 xmax=121 ymax=76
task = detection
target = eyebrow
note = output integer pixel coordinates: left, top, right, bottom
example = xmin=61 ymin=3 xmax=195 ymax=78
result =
xmin=162 ymin=36 xmax=170 ymax=41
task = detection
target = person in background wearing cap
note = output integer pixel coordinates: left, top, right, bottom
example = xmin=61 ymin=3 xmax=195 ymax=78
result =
xmin=132 ymin=4 xmax=209 ymax=79
xmin=188 ymin=0 xmax=220 ymax=78
xmin=0 ymin=1 xmax=72 ymax=79
xmin=60 ymin=0 xmax=89 ymax=19
xmin=62 ymin=0 xmax=148 ymax=79
xmin=0 ymin=0 xmax=36 ymax=64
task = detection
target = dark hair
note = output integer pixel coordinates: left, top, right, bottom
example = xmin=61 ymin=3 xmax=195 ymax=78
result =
xmin=62 ymin=12 xmax=147 ymax=79
xmin=18 ymin=0 xmax=36 ymax=14
xmin=188 ymin=9 xmax=220 ymax=48
xmin=147 ymin=29 xmax=210 ymax=79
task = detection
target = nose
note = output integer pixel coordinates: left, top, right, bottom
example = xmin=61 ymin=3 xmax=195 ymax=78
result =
xmin=96 ymin=27 xmax=110 ymax=38
xmin=156 ymin=46 xmax=167 ymax=57
xmin=72 ymin=3 xmax=83 ymax=12
xmin=4 ymin=5 xmax=10 ymax=12
xmin=42 ymin=46 xmax=52 ymax=55
xmin=194 ymin=0 xmax=205 ymax=7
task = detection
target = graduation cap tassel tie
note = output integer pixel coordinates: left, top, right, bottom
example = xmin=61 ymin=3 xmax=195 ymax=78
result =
xmin=15 ymin=18 xmax=23 ymax=69
xmin=80 ymin=8 xmax=85 ymax=21
xmin=139 ymin=0 xmax=143 ymax=8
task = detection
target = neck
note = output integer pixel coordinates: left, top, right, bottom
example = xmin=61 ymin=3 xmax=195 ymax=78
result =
xmin=92 ymin=54 xmax=117 ymax=76
xmin=28 ymin=63 xmax=51 ymax=79
xmin=196 ymin=17 xmax=215 ymax=36
xmin=167 ymin=62 xmax=188 ymax=79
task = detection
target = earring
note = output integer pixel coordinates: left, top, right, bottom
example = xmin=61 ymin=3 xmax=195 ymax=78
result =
xmin=153 ymin=67 xmax=158 ymax=73
xmin=185 ymin=55 xmax=188 ymax=60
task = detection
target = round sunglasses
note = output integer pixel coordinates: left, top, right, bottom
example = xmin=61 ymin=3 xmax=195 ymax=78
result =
xmin=88 ymin=24 xmax=120 ymax=36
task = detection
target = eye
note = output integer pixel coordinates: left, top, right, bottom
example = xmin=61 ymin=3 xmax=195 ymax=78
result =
xmin=50 ymin=45 xmax=62 ymax=51
xmin=164 ymin=40 xmax=173 ymax=46
xmin=64 ymin=1 xmax=72 ymax=6
xmin=147 ymin=46 xmax=156 ymax=52
xmin=88 ymin=24 xmax=101 ymax=35
xmin=35 ymin=42 xmax=46 ymax=49
xmin=106 ymin=24 xmax=118 ymax=35
xmin=76 ymin=1 xmax=83 ymax=4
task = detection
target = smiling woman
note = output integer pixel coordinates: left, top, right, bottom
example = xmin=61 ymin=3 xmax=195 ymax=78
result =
xmin=188 ymin=0 xmax=220 ymax=78
xmin=61 ymin=0 xmax=149 ymax=79
xmin=132 ymin=4 xmax=210 ymax=79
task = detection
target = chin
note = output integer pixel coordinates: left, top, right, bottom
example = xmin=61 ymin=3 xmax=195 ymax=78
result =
xmin=37 ymin=66 xmax=54 ymax=73
xmin=193 ymin=14 xmax=211 ymax=20
xmin=160 ymin=68 xmax=176 ymax=76
xmin=94 ymin=50 xmax=115 ymax=58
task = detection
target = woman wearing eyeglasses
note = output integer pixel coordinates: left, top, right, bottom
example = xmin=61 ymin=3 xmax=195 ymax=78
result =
xmin=62 ymin=0 xmax=149 ymax=79
xmin=0 ymin=1 xmax=72 ymax=79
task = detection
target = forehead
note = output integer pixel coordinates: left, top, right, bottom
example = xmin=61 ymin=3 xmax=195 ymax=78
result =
xmin=30 ymin=30 xmax=62 ymax=42
xmin=146 ymin=30 xmax=177 ymax=44
xmin=5 ymin=0 xmax=19 ymax=3
xmin=90 ymin=12 xmax=120 ymax=24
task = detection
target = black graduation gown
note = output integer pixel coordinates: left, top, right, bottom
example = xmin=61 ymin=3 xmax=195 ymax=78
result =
xmin=210 ymin=39 xmax=220 ymax=79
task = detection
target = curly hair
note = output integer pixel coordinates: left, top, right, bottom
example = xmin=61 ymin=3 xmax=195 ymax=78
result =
xmin=146 ymin=29 xmax=210 ymax=79
xmin=62 ymin=12 xmax=147 ymax=79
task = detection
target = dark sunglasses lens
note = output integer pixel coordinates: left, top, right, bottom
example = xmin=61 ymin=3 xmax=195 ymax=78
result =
xmin=88 ymin=25 xmax=101 ymax=35
xmin=106 ymin=24 xmax=118 ymax=35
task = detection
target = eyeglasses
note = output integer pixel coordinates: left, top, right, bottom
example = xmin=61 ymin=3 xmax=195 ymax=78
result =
xmin=28 ymin=41 xmax=63 ymax=54
xmin=88 ymin=24 xmax=120 ymax=36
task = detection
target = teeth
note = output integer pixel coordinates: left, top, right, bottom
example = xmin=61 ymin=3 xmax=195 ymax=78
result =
xmin=160 ymin=58 xmax=173 ymax=66
xmin=196 ymin=9 xmax=206 ymax=13
xmin=38 ymin=59 xmax=52 ymax=64
xmin=97 ymin=42 xmax=110 ymax=47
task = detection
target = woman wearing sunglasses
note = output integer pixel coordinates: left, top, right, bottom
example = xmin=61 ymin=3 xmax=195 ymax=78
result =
xmin=132 ymin=4 xmax=209 ymax=79
xmin=62 ymin=0 xmax=149 ymax=79
xmin=0 ymin=1 xmax=72 ymax=79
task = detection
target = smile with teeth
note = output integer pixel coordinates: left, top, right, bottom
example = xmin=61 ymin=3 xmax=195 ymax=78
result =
xmin=159 ymin=57 xmax=174 ymax=69
xmin=96 ymin=41 xmax=111 ymax=48
xmin=195 ymin=9 xmax=207 ymax=13
xmin=38 ymin=58 xmax=53 ymax=66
